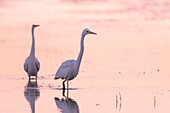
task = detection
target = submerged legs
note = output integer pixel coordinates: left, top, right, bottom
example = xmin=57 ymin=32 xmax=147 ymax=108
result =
xmin=67 ymin=80 xmax=69 ymax=97
xmin=29 ymin=75 xmax=38 ymax=81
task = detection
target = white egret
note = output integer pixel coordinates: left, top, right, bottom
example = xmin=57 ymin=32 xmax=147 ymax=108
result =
xmin=54 ymin=28 xmax=97 ymax=90
xmin=24 ymin=24 xmax=40 ymax=81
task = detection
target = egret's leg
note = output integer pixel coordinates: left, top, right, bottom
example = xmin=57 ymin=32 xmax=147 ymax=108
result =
xmin=62 ymin=87 xmax=65 ymax=97
xmin=62 ymin=80 xmax=66 ymax=96
xmin=67 ymin=80 xmax=69 ymax=97
xmin=62 ymin=80 xmax=66 ymax=90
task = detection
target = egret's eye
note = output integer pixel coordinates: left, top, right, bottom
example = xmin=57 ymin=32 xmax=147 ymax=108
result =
xmin=86 ymin=31 xmax=88 ymax=33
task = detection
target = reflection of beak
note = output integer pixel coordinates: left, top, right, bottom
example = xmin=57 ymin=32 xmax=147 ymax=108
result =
xmin=89 ymin=31 xmax=97 ymax=35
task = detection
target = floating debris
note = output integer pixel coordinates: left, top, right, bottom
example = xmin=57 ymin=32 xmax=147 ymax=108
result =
xmin=48 ymin=84 xmax=54 ymax=88
xmin=119 ymin=93 xmax=122 ymax=111
xmin=154 ymin=96 xmax=156 ymax=108
xmin=47 ymin=74 xmax=55 ymax=77
xmin=116 ymin=94 xmax=118 ymax=109
xmin=21 ymin=77 xmax=25 ymax=80
xmin=39 ymin=85 xmax=43 ymax=88
xmin=96 ymin=104 xmax=100 ymax=106
xmin=39 ymin=76 xmax=45 ymax=79
xmin=116 ymin=93 xmax=122 ymax=111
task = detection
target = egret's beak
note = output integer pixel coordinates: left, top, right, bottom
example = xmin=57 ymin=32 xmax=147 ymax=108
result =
xmin=35 ymin=25 xmax=40 ymax=27
xmin=89 ymin=31 xmax=97 ymax=35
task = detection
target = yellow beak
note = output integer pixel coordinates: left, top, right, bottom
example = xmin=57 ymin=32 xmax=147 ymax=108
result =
xmin=89 ymin=31 xmax=97 ymax=35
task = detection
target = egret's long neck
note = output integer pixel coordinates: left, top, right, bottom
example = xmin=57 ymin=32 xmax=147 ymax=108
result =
xmin=30 ymin=27 xmax=35 ymax=57
xmin=77 ymin=33 xmax=85 ymax=67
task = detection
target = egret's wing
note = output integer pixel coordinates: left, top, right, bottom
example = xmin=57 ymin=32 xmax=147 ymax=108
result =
xmin=60 ymin=60 xmax=75 ymax=68
xmin=35 ymin=58 xmax=40 ymax=72
xmin=24 ymin=58 xmax=29 ymax=72
xmin=55 ymin=60 xmax=75 ymax=79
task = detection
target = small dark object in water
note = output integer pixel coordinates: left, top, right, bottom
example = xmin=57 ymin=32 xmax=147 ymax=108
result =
xmin=96 ymin=104 xmax=100 ymax=106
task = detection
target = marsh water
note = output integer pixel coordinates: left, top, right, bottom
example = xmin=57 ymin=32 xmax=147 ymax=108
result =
xmin=0 ymin=0 xmax=170 ymax=113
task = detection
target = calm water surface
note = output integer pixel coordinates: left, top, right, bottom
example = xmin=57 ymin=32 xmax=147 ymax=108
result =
xmin=0 ymin=0 xmax=170 ymax=113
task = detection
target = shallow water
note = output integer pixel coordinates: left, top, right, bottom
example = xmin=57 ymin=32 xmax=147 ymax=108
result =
xmin=0 ymin=0 xmax=170 ymax=113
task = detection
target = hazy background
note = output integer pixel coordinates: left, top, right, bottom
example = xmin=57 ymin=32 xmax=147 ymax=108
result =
xmin=0 ymin=0 xmax=170 ymax=113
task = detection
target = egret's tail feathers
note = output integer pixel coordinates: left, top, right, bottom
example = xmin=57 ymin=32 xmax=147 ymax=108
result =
xmin=54 ymin=74 xmax=61 ymax=80
xmin=54 ymin=77 xmax=60 ymax=80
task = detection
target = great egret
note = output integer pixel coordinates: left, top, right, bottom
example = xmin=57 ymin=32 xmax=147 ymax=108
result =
xmin=54 ymin=28 xmax=97 ymax=90
xmin=24 ymin=24 xmax=40 ymax=81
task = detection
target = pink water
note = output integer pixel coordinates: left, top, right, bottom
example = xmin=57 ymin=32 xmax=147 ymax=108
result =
xmin=0 ymin=0 xmax=170 ymax=113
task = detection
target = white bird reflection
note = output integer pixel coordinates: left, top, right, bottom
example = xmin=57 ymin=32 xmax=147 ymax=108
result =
xmin=54 ymin=97 xmax=79 ymax=113
xmin=24 ymin=80 xmax=40 ymax=113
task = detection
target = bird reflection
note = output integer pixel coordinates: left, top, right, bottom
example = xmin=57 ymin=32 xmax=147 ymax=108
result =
xmin=24 ymin=80 xmax=40 ymax=113
xmin=54 ymin=96 xmax=79 ymax=113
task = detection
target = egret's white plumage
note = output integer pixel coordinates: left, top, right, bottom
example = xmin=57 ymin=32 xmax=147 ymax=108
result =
xmin=54 ymin=28 xmax=97 ymax=90
xmin=24 ymin=24 xmax=40 ymax=80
